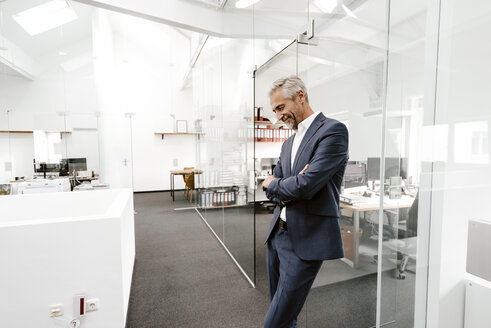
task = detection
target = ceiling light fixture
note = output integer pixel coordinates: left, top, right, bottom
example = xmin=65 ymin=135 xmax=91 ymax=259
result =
xmin=235 ymin=0 xmax=261 ymax=9
xmin=12 ymin=0 xmax=77 ymax=36
xmin=313 ymin=0 xmax=337 ymax=14
xmin=342 ymin=4 xmax=358 ymax=19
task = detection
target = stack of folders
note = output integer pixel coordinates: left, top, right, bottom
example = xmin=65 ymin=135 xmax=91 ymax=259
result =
xmin=201 ymin=190 xmax=237 ymax=208
xmin=255 ymin=126 xmax=292 ymax=142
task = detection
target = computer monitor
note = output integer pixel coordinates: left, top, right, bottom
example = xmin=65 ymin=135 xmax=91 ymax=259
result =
xmin=33 ymin=163 xmax=59 ymax=173
xmin=367 ymin=157 xmax=380 ymax=180
xmin=366 ymin=157 xmax=408 ymax=181
xmin=61 ymin=158 xmax=87 ymax=173
xmin=385 ymin=157 xmax=408 ymax=179
xmin=343 ymin=163 xmax=366 ymax=188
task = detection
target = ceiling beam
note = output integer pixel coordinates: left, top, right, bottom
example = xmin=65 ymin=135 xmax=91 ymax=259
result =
xmin=72 ymin=0 xmax=302 ymax=39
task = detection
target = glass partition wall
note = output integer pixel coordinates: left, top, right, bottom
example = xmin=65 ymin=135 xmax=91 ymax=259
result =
xmin=193 ymin=35 xmax=256 ymax=283
xmin=253 ymin=0 xmax=433 ymax=327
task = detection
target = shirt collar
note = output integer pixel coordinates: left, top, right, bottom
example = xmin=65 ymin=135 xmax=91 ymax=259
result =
xmin=295 ymin=111 xmax=320 ymax=134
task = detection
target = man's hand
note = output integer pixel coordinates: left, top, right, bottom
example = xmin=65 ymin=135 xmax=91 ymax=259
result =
xmin=299 ymin=164 xmax=309 ymax=174
xmin=262 ymin=164 xmax=309 ymax=190
xmin=262 ymin=175 xmax=275 ymax=190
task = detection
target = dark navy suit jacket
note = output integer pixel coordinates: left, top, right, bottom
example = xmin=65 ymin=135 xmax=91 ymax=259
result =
xmin=265 ymin=113 xmax=349 ymax=261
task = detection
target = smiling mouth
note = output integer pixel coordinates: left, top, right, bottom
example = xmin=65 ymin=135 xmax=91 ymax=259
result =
xmin=282 ymin=115 xmax=292 ymax=122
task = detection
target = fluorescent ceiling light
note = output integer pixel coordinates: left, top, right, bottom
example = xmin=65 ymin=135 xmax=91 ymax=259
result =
xmin=236 ymin=0 xmax=261 ymax=9
xmin=313 ymin=0 xmax=337 ymax=14
xmin=342 ymin=4 xmax=358 ymax=19
xmin=12 ymin=0 xmax=77 ymax=36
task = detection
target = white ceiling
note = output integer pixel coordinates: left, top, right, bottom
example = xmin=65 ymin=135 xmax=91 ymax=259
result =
xmin=0 ymin=0 xmax=93 ymax=59
xmin=0 ymin=0 xmax=427 ymax=81
xmin=0 ymin=0 xmax=199 ymax=78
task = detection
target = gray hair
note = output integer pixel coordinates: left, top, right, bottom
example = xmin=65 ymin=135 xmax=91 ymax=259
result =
xmin=269 ymin=75 xmax=309 ymax=103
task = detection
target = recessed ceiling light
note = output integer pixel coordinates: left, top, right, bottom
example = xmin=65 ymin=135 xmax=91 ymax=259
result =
xmin=236 ymin=0 xmax=261 ymax=9
xmin=58 ymin=51 xmax=67 ymax=56
xmin=12 ymin=0 xmax=77 ymax=36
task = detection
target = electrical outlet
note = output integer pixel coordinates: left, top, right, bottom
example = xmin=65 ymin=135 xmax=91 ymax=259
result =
xmin=49 ymin=303 xmax=64 ymax=317
xmin=69 ymin=318 xmax=81 ymax=328
xmin=86 ymin=298 xmax=100 ymax=312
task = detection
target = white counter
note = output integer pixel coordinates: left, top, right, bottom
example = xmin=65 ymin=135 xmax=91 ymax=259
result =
xmin=0 ymin=189 xmax=135 ymax=328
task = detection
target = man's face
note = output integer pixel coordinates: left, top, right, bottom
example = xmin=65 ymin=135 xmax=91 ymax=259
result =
xmin=270 ymin=88 xmax=303 ymax=130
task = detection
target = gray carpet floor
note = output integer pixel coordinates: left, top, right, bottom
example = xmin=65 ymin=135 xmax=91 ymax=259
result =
xmin=126 ymin=192 xmax=415 ymax=328
xmin=126 ymin=192 xmax=270 ymax=328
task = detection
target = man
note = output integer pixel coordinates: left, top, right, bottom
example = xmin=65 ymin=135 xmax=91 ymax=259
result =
xmin=262 ymin=76 xmax=349 ymax=328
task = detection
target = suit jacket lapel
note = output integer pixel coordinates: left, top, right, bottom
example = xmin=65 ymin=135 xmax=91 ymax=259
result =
xmin=284 ymin=136 xmax=293 ymax=177
xmin=292 ymin=113 xmax=326 ymax=174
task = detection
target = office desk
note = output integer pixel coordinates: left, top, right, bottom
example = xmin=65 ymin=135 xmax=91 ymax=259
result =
xmin=340 ymin=195 xmax=414 ymax=269
xmin=169 ymin=169 xmax=202 ymax=201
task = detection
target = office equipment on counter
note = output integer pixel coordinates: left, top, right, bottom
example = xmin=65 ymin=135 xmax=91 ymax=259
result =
xmin=404 ymin=185 xmax=418 ymax=197
xmin=340 ymin=186 xmax=373 ymax=205
xmin=343 ymin=162 xmax=366 ymax=188
xmin=340 ymin=193 xmax=370 ymax=205
xmin=73 ymin=181 xmax=93 ymax=191
xmin=367 ymin=157 xmax=408 ymax=181
xmin=33 ymin=160 xmax=60 ymax=179
xmin=389 ymin=176 xmax=403 ymax=199
xmin=76 ymin=170 xmax=92 ymax=179
xmin=12 ymin=178 xmax=71 ymax=194
xmin=61 ymin=158 xmax=87 ymax=174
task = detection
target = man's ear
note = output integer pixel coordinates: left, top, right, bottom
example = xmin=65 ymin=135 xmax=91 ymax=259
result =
xmin=297 ymin=90 xmax=305 ymax=104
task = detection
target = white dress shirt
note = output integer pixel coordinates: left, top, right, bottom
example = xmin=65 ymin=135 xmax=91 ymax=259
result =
xmin=280 ymin=111 xmax=320 ymax=222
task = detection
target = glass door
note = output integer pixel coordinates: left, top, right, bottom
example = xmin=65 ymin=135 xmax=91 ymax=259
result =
xmin=298 ymin=22 xmax=388 ymax=328
xmin=298 ymin=0 xmax=432 ymax=327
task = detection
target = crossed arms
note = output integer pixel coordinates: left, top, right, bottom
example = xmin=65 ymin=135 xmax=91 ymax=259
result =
xmin=263 ymin=124 xmax=348 ymax=203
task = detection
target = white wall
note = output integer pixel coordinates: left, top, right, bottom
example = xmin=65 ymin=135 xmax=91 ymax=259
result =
xmin=0 ymin=189 xmax=135 ymax=328
xmin=1 ymin=8 xmax=195 ymax=191
xmin=427 ymin=0 xmax=491 ymax=326
xmin=111 ymin=31 xmax=195 ymax=191
xmin=0 ymin=133 xmax=34 ymax=182
xmin=0 ymin=37 xmax=100 ymax=182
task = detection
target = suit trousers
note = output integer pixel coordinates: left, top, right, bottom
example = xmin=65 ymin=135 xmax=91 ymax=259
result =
xmin=265 ymin=223 xmax=323 ymax=328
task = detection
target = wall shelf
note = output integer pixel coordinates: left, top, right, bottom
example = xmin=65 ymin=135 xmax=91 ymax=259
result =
xmin=0 ymin=130 xmax=72 ymax=134
xmin=154 ymin=132 xmax=202 ymax=140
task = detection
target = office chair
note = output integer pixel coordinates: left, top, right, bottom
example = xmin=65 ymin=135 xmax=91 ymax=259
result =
xmin=370 ymin=192 xmax=419 ymax=279
xmin=182 ymin=167 xmax=195 ymax=203
xmin=395 ymin=191 xmax=419 ymax=279
xmin=378 ymin=192 xmax=419 ymax=279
